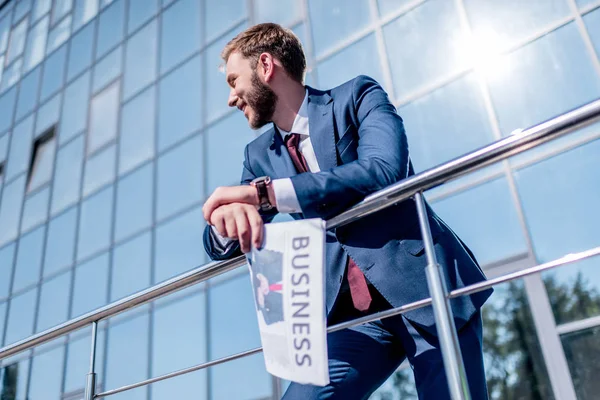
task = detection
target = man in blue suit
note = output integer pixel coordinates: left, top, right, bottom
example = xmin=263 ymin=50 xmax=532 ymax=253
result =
xmin=202 ymin=23 xmax=493 ymax=399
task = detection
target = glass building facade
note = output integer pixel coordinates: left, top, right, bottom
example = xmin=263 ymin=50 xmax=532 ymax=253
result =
xmin=0 ymin=0 xmax=600 ymax=399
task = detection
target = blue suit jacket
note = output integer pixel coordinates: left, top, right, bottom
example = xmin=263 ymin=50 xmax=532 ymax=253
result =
xmin=203 ymin=75 xmax=492 ymax=334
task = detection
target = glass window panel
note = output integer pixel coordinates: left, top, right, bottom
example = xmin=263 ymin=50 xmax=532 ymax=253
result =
xmin=464 ymin=0 xmax=571 ymax=51
xmin=77 ymin=185 xmax=113 ymax=261
xmin=47 ymin=15 xmax=72 ymax=55
xmin=28 ymin=345 xmax=64 ymax=399
xmin=6 ymin=18 xmax=27 ymax=65
xmin=21 ymin=186 xmax=50 ymax=233
xmin=105 ymin=312 xmax=149 ymax=400
xmin=0 ymin=243 xmax=15 ymax=299
xmin=72 ymin=252 xmax=109 ymax=316
xmin=13 ymin=0 xmax=32 ymax=23
xmin=561 ymin=325 xmax=600 ymax=400
xmin=128 ymin=0 xmax=157 ymax=35
xmin=60 ymin=71 xmax=90 ymax=144
xmin=308 ymin=0 xmax=372 ymax=58
xmin=95 ymin=0 xmax=124 ymax=59
xmin=206 ymin=111 xmax=252 ymax=193
xmin=514 ymin=139 xmax=600 ymax=263
xmin=23 ymin=16 xmax=49 ymax=72
xmin=0 ymin=358 xmax=30 ymax=399
xmin=83 ymin=143 xmax=115 ymax=197
xmin=119 ymin=85 xmax=154 ymax=175
xmin=16 ymin=67 xmax=41 ymax=121
xmin=39 ymin=44 xmax=66 ymax=102
xmin=158 ymin=54 xmax=201 ymax=150
xmin=36 ymin=270 xmax=70 ymax=332
xmin=211 ymin=353 xmax=271 ymax=400
xmin=0 ymin=15 xmax=9 ymax=54
xmin=92 ymin=44 xmax=121 ymax=93
xmin=100 ymin=0 xmax=114 ymax=8
xmin=154 ymin=206 xmax=206 ymax=283
xmin=0 ymin=86 xmax=17 ymax=133
xmin=88 ymin=81 xmax=119 ymax=154
xmin=52 ymin=0 xmax=72 ymax=24
xmin=5 ymin=286 xmax=37 ymax=344
xmin=111 ymin=231 xmax=151 ymax=301
xmin=585 ymin=7 xmax=600 ymax=57
xmin=5 ymin=115 xmax=33 ymax=181
xmin=160 ymin=0 xmax=200 ymax=74
xmin=27 ymin=135 xmax=56 ymax=192
xmin=486 ymin=22 xmax=600 ymax=136
xmin=377 ymin=0 xmax=414 ymax=17
xmin=399 ymin=73 xmax=496 ymax=171
xmin=161 ymin=0 xmax=175 ymax=7
xmin=383 ymin=0 xmax=468 ymax=98
xmin=0 ymin=55 xmax=4 ymax=87
xmin=12 ymin=225 xmax=44 ymax=293
xmin=0 ymin=57 xmax=22 ymax=93
xmin=317 ymin=33 xmax=384 ymax=90
xmin=210 ymin=274 xmax=261 ymax=358
xmin=73 ymin=0 xmax=98 ymax=32
xmin=32 ymin=0 xmax=52 ymax=22
xmin=64 ymin=329 xmax=105 ymax=394
xmin=0 ymin=301 xmax=5 ymax=344
xmin=35 ymin=94 xmax=60 ymax=135
xmin=0 ymin=176 xmax=26 ymax=246
xmin=151 ymin=292 xmax=206 ymax=399
xmin=0 ymin=133 xmax=7 ymax=162
xmin=44 ymin=206 xmax=77 ymax=277
xmin=51 ymin=135 xmax=83 ymax=215
xmin=67 ymin=19 xmax=94 ymax=81
xmin=115 ymin=163 xmax=152 ymax=241
xmin=156 ymin=134 xmax=203 ymax=220
xmin=431 ymin=177 xmax=528 ymax=266
xmin=254 ymin=0 xmax=301 ymax=25
xmin=205 ymin=0 xmax=244 ymax=41
xmin=123 ymin=19 xmax=156 ymax=100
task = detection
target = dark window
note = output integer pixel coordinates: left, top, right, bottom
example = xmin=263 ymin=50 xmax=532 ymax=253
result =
xmin=27 ymin=126 xmax=56 ymax=192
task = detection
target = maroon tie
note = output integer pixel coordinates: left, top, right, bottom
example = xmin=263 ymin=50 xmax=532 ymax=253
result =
xmin=284 ymin=133 xmax=372 ymax=312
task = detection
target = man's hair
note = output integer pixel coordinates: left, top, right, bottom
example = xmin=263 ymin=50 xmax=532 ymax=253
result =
xmin=221 ymin=23 xmax=306 ymax=83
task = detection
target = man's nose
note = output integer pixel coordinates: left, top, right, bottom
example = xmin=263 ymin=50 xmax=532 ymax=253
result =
xmin=228 ymin=90 xmax=238 ymax=108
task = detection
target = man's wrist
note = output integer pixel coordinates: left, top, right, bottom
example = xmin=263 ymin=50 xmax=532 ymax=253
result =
xmin=267 ymin=182 xmax=277 ymax=208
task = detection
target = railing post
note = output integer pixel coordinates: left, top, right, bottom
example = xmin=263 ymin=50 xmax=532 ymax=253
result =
xmin=414 ymin=192 xmax=471 ymax=400
xmin=84 ymin=321 xmax=99 ymax=400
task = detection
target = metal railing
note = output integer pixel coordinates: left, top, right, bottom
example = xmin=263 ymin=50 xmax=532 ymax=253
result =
xmin=3 ymin=98 xmax=600 ymax=399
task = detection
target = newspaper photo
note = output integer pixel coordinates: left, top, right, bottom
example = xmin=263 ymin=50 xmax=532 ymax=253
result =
xmin=246 ymin=218 xmax=329 ymax=386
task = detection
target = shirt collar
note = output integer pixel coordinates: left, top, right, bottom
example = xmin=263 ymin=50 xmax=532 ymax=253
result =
xmin=276 ymin=89 xmax=309 ymax=140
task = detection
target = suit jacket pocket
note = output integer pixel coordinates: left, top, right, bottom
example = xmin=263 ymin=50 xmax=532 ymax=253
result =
xmin=336 ymin=125 xmax=358 ymax=164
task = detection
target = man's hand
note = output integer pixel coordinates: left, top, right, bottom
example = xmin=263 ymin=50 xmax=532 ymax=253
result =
xmin=209 ymin=203 xmax=264 ymax=253
xmin=203 ymin=185 xmax=258 ymax=223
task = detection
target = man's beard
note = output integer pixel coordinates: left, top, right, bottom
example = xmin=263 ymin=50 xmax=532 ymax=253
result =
xmin=245 ymin=71 xmax=277 ymax=129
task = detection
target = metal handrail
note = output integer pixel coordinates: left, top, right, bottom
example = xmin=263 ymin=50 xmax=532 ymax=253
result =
xmin=1 ymin=97 xmax=600 ymax=397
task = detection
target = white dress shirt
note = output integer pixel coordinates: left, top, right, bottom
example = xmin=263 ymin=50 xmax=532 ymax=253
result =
xmin=211 ymin=89 xmax=318 ymax=247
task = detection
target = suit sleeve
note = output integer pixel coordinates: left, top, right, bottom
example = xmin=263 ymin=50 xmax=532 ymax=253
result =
xmin=203 ymin=144 xmax=279 ymax=261
xmin=289 ymin=76 xmax=410 ymax=219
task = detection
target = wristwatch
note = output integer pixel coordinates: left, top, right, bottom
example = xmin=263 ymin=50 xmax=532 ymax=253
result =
xmin=250 ymin=176 xmax=274 ymax=212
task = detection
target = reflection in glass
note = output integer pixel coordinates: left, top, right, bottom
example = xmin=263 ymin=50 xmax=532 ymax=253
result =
xmin=158 ymin=54 xmax=201 ymax=150
xmin=317 ymin=34 xmax=384 ymax=91
xmin=23 ymin=16 xmax=49 ymax=72
xmin=13 ymin=225 xmax=45 ymax=293
xmin=93 ymin=45 xmax=122 ymax=93
xmin=308 ymin=0 xmax=372 ymax=57
xmin=111 ymin=231 xmax=151 ymax=300
xmin=47 ymin=15 xmax=72 ymax=55
xmin=6 ymin=18 xmax=27 ymax=65
xmin=128 ymin=0 xmax=157 ymax=35
xmin=33 ymin=0 xmax=52 ymax=21
xmin=0 ymin=15 xmax=9 ymax=54
xmin=39 ymin=45 xmax=66 ymax=102
xmin=123 ymin=19 xmax=157 ymax=100
xmin=156 ymin=134 xmax=203 ymax=220
xmin=36 ymin=270 xmax=71 ymax=332
xmin=72 ymin=252 xmax=109 ymax=317
xmin=0 ymin=358 xmax=30 ymax=399
xmin=67 ymin=20 xmax=95 ymax=81
xmin=0 ymin=87 xmax=17 ymax=133
xmin=28 ymin=345 xmax=65 ymax=398
xmin=51 ymin=135 xmax=84 ymax=215
xmin=160 ymin=0 xmax=201 ymax=73
xmin=0 ymin=243 xmax=15 ymax=299
xmin=96 ymin=0 xmax=125 ymax=59
xmin=0 ymin=176 xmax=26 ymax=246
xmin=5 ymin=286 xmax=37 ymax=344
xmin=115 ymin=163 xmax=152 ymax=241
xmin=5 ymin=115 xmax=33 ymax=181
xmin=205 ymin=0 xmax=245 ymax=41
xmin=16 ymin=67 xmax=41 ymax=121
xmin=21 ymin=186 xmax=50 ymax=233
xmin=119 ymin=85 xmax=154 ymax=174
xmin=561 ymin=326 xmax=600 ymax=400
xmin=254 ymin=0 xmax=301 ymax=25
xmin=60 ymin=72 xmax=90 ymax=144
xmin=44 ymin=206 xmax=77 ymax=277
xmin=77 ymin=185 xmax=114 ymax=261
xmin=154 ymin=206 xmax=206 ymax=283
xmin=83 ymin=143 xmax=116 ymax=197
xmin=88 ymin=81 xmax=120 ymax=155
xmin=0 ymin=58 xmax=22 ymax=92
xmin=73 ymin=0 xmax=99 ymax=31
xmin=52 ymin=0 xmax=73 ymax=24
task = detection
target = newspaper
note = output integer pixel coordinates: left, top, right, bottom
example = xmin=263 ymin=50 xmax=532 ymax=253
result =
xmin=246 ymin=218 xmax=329 ymax=386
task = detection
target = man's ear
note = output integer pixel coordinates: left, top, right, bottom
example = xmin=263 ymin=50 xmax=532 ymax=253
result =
xmin=258 ymin=52 xmax=275 ymax=83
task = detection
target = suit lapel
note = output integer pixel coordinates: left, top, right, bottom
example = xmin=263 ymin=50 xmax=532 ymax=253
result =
xmin=307 ymin=87 xmax=338 ymax=171
xmin=267 ymin=127 xmax=298 ymax=179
